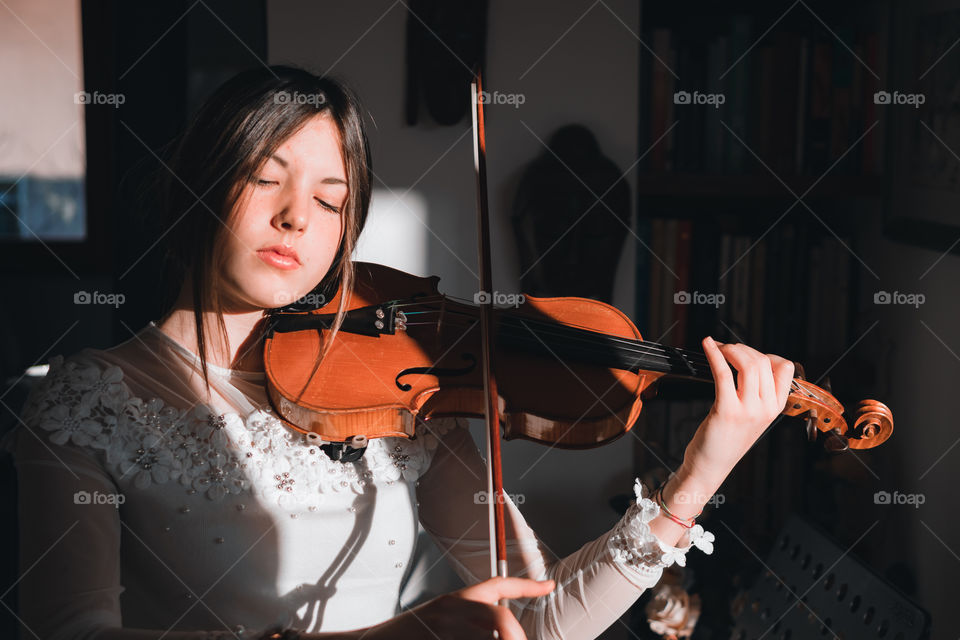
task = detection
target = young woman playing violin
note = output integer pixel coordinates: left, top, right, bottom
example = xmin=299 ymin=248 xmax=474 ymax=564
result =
xmin=5 ymin=66 xmax=795 ymax=640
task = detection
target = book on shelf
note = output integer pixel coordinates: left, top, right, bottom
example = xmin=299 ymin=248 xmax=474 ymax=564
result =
xmin=639 ymin=18 xmax=885 ymax=177
xmin=638 ymin=216 xmax=853 ymax=362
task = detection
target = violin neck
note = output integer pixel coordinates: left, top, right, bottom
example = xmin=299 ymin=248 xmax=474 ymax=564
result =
xmin=494 ymin=315 xmax=713 ymax=382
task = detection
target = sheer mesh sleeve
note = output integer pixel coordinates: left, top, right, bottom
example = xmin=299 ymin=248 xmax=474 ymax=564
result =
xmin=415 ymin=417 xmax=714 ymax=640
xmin=2 ymin=355 xmax=271 ymax=640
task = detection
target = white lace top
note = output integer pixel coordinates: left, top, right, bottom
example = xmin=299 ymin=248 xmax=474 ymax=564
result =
xmin=3 ymin=321 xmax=713 ymax=640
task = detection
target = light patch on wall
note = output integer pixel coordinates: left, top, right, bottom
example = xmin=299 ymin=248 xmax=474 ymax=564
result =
xmin=0 ymin=0 xmax=86 ymax=240
xmin=353 ymin=187 xmax=429 ymax=275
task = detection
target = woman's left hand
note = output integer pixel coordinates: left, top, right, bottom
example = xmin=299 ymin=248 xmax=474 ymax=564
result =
xmin=679 ymin=336 xmax=795 ymax=494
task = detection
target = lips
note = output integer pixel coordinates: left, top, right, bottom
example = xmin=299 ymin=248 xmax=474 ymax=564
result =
xmin=259 ymin=244 xmax=300 ymax=263
xmin=256 ymin=245 xmax=301 ymax=270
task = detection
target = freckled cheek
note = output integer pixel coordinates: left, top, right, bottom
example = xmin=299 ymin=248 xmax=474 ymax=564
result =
xmin=229 ymin=193 xmax=273 ymax=235
xmin=223 ymin=227 xmax=258 ymax=265
xmin=228 ymin=207 xmax=272 ymax=248
xmin=303 ymin=217 xmax=343 ymax=276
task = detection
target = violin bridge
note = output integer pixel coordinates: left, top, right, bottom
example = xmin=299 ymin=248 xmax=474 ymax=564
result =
xmin=329 ymin=303 xmax=403 ymax=336
xmin=372 ymin=304 xmax=404 ymax=334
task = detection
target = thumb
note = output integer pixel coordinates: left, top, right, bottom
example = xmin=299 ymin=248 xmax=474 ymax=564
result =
xmin=457 ymin=576 xmax=555 ymax=604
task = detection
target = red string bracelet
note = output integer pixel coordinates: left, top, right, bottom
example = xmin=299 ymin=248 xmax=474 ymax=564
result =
xmin=654 ymin=482 xmax=702 ymax=529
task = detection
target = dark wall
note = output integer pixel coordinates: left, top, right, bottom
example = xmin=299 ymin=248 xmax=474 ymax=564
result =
xmin=0 ymin=2 xmax=266 ymax=635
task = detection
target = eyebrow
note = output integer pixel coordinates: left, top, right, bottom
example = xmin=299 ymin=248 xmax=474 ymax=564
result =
xmin=269 ymin=153 xmax=347 ymax=185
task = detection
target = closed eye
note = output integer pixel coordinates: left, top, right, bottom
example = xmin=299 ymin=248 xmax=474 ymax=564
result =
xmin=252 ymin=177 xmax=341 ymax=213
xmin=315 ymin=198 xmax=341 ymax=214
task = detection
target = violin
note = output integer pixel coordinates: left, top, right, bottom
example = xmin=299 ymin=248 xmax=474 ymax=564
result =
xmin=262 ymin=68 xmax=892 ymax=586
xmin=263 ymin=260 xmax=893 ymax=452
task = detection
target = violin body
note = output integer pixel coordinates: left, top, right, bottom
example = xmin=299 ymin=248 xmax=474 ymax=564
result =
xmin=264 ymin=261 xmax=662 ymax=448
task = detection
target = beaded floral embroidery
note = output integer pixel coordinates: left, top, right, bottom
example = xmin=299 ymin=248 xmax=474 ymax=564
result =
xmin=21 ymin=355 xmax=461 ymax=507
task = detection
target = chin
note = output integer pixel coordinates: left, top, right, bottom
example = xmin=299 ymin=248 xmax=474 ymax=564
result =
xmin=261 ymin=288 xmax=307 ymax=309
xmin=221 ymin=278 xmax=299 ymax=311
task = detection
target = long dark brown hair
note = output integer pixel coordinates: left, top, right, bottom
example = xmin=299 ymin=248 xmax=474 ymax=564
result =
xmin=156 ymin=65 xmax=372 ymax=393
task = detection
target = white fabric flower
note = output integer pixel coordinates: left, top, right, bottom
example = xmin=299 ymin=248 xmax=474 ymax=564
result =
xmin=73 ymin=363 xmax=127 ymax=413
xmin=25 ymin=353 xmax=453 ymax=505
xmin=120 ymin=442 xmax=178 ymax=490
xmin=192 ymin=450 xmax=247 ymax=500
xmin=657 ymin=538 xmax=690 ymax=568
xmin=688 ymin=524 xmax=715 ymax=555
xmin=634 ymin=478 xmax=660 ymax=522
xmin=194 ymin=408 xmax=241 ymax=450
xmin=39 ymin=403 xmax=111 ymax=449
xmin=608 ymin=477 xmax=716 ymax=575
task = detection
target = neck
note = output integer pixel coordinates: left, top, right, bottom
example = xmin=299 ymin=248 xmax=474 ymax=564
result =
xmin=156 ymin=280 xmax=269 ymax=373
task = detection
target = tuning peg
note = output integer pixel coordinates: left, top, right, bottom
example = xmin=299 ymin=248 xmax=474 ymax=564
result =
xmin=823 ymin=428 xmax=849 ymax=453
xmin=804 ymin=405 xmax=819 ymax=443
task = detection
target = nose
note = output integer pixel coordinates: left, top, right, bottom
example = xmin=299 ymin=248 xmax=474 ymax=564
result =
xmin=272 ymin=200 xmax=309 ymax=234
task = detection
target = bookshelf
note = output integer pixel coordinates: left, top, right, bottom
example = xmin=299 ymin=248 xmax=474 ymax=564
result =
xmin=629 ymin=1 xmax=893 ymax=635
xmin=636 ymin=173 xmax=885 ymax=199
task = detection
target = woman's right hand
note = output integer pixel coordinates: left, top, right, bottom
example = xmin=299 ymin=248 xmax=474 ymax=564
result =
xmin=351 ymin=576 xmax=556 ymax=640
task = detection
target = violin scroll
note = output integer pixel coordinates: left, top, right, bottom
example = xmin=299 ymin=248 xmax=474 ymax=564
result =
xmin=780 ymin=378 xmax=892 ymax=450
xmin=847 ymin=399 xmax=894 ymax=450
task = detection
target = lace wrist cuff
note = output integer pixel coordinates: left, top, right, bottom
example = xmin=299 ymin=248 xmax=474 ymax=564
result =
xmin=607 ymin=478 xmax=715 ymax=581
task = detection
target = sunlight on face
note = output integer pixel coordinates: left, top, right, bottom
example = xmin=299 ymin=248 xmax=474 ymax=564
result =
xmin=219 ymin=113 xmax=348 ymax=311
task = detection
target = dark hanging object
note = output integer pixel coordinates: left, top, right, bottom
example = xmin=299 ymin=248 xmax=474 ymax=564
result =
xmin=511 ymin=124 xmax=631 ymax=303
xmin=405 ymin=0 xmax=488 ymax=126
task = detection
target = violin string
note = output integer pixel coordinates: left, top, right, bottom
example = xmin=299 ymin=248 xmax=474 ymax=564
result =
xmin=399 ymin=307 xmax=715 ymax=374
xmin=403 ymin=321 xmax=809 ymax=401
xmin=395 ymin=295 xmax=714 ymax=367
xmin=395 ymin=303 xmax=713 ymax=375
xmin=405 ymin=318 xmax=704 ymax=377
xmin=402 ymin=307 xmax=815 ymax=397
xmin=435 ymin=322 xmax=690 ymax=377
xmin=404 ymin=308 xmax=713 ymax=371
xmin=387 ymin=297 xmax=819 ymax=396
xmin=395 ymin=295 xmax=652 ymax=344
xmin=395 ymin=295 xmax=707 ymax=359
xmin=392 ymin=297 xmax=713 ymax=366
xmin=499 ymin=315 xmax=712 ymax=371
